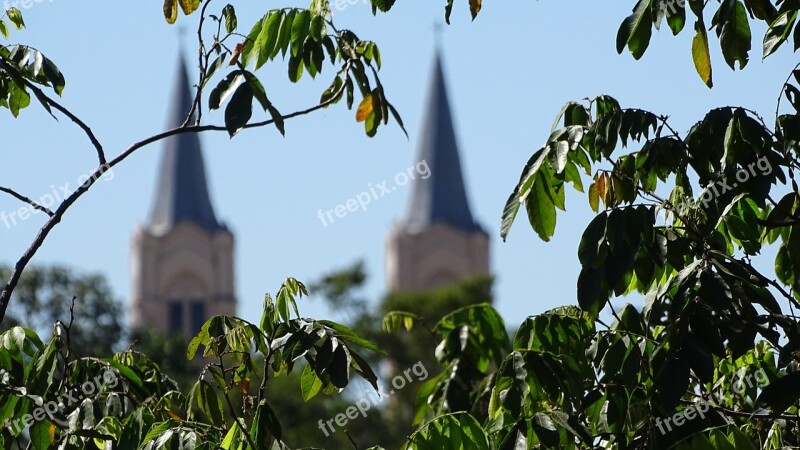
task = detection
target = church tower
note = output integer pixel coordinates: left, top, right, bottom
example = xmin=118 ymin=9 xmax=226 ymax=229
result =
xmin=386 ymin=52 xmax=489 ymax=292
xmin=130 ymin=59 xmax=236 ymax=338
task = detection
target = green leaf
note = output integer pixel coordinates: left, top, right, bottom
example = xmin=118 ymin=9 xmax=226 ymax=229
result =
xmin=744 ymin=0 xmax=777 ymax=21
xmin=408 ymin=413 xmax=490 ymax=449
xmin=220 ymin=422 xmax=241 ymax=450
xmin=692 ymin=21 xmax=713 ymax=87
xmin=288 ymin=52 xmax=304 ymax=83
xmin=319 ymin=320 xmax=385 ymax=354
xmin=197 ymin=381 xmax=224 ymax=426
xmin=525 ymin=171 xmax=557 ymax=242
xmin=202 ymin=53 xmax=228 ymax=89
xmin=251 ymin=401 xmax=281 ymax=446
xmin=222 ymin=4 xmax=237 ymax=33
xmin=349 ymin=349 xmax=379 ymax=391
xmin=763 ymin=10 xmax=797 ymax=58
xmin=444 ymin=0 xmax=454 ymax=24
xmin=309 ymin=14 xmax=326 ymax=42
xmin=142 ymin=422 xmax=174 ymax=447
xmin=274 ymin=10 xmax=295 ymax=59
xmin=41 ymin=56 xmax=65 ymax=96
xmin=0 ymin=20 xmax=8 ymax=38
xmin=578 ymin=266 xmax=606 ymax=314
xmin=266 ymin=102 xmax=285 ymax=136
xmin=387 ymin=102 xmax=408 ymax=138
xmin=208 ymin=71 xmax=243 ymax=111
xmin=301 ymin=363 xmax=323 ymax=401
xmin=29 ymin=419 xmax=52 ymax=450
xmin=6 ymin=8 xmax=24 ymax=29
xmin=224 ymin=82 xmax=253 ymax=137
xmin=501 ymin=195 xmax=522 ymax=242
xmin=382 ymin=311 xmax=417 ymax=333
xmin=8 ymin=82 xmax=30 ymax=117
xmin=563 ymin=161 xmax=584 ymax=192
xmin=617 ymin=0 xmax=653 ymax=59
xmin=291 ymin=11 xmax=311 ymax=45
xmin=718 ymin=0 xmax=751 ymax=69
xmin=240 ymin=19 xmax=263 ymax=68
xmin=579 ymin=212 xmax=608 ymax=267
xmin=328 ymin=345 xmax=350 ymax=389
xmin=776 ymin=244 xmax=794 ymax=286
xmin=666 ymin=1 xmax=687 ymax=34
xmin=756 ymin=371 xmax=800 ymax=412
xmin=371 ymin=0 xmax=396 ymax=13
xmin=243 ymin=71 xmax=269 ymax=111
xmin=553 ymin=140 xmax=569 ymax=174
xmin=256 ymin=12 xmax=283 ymax=69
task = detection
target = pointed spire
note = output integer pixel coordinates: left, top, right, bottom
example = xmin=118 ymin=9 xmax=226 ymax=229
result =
xmin=401 ymin=52 xmax=480 ymax=233
xmin=147 ymin=58 xmax=222 ymax=235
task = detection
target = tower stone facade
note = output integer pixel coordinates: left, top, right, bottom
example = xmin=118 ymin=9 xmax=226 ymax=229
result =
xmin=130 ymin=59 xmax=236 ymax=338
xmin=386 ymin=53 xmax=489 ymax=292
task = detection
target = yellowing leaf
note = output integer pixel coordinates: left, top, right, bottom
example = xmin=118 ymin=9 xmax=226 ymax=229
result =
xmin=230 ymin=43 xmax=244 ymax=66
xmin=238 ymin=377 xmax=250 ymax=397
xmin=163 ymin=0 xmax=178 ymax=24
xmin=691 ymin=22 xmax=713 ymax=88
xmin=604 ymin=175 xmax=615 ymax=206
xmin=596 ymin=173 xmax=607 ymax=208
xmin=588 ymin=182 xmax=600 ymax=212
xmin=179 ymin=0 xmax=201 ymax=15
xmin=356 ymin=93 xmax=373 ymax=122
xmin=167 ymin=411 xmax=184 ymax=421
xmin=469 ymin=0 xmax=482 ymax=20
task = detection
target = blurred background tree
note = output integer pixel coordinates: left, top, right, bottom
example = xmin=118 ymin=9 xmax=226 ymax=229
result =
xmin=269 ymin=260 xmax=496 ymax=448
xmin=0 ymin=264 xmax=123 ymax=357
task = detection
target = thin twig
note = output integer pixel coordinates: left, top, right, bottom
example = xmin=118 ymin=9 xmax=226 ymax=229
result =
xmin=709 ymin=250 xmax=800 ymax=310
xmin=0 ymin=186 xmax=54 ymax=216
xmin=776 ymin=62 xmax=800 ymax=121
xmin=184 ymin=0 xmax=215 ymax=127
xmin=0 ymin=58 xmax=107 ymax=165
xmin=0 ymin=71 xmax=350 ymax=325
xmin=344 ymin=430 xmax=359 ymax=449
xmin=217 ymin=358 xmax=259 ymax=450
xmin=56 ymin=297 xmax=76 ymax=393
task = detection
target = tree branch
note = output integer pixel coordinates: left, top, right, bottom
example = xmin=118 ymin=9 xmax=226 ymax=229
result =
xmin=0 ymin=77 xmax=350 ymax=325
xmin=0 ymin=186 xmax=54 ymax=216
xmin=776 ymin=61 xmax=800 ymax=120
xmin=709 ymin=250 xmax=800 ymax=310
xmin=0 ymin=57 xmax=107 ymax=165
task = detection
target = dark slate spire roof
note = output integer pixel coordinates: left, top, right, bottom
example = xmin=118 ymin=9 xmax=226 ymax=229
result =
xmin=147 ymin=58 xmax=222 ymax=235
xmin=402 ymin=52 xmax=481 ymax=233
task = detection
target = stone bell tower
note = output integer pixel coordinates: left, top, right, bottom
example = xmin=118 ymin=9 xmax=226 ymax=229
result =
xmin=386 ymin=52 xmax=489 ymax=292
xmin=130 ymin=58 xmax=236 ymax=338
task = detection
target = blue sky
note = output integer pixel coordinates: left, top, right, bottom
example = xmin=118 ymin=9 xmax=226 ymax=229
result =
xmin=0 ymin=0 xmax=797 ymax=331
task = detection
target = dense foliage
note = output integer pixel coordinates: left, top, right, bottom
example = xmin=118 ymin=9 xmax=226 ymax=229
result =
xmin=0 ymin=266 xmax=123 ymax=358
xmin=3 ymin=0 xmax=800 ymax=448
